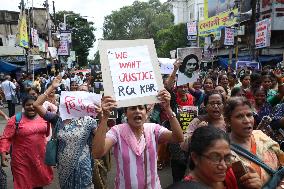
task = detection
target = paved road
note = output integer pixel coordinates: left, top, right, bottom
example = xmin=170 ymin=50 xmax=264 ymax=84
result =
xmin=0 ymin=105 xmax=173 ymax=188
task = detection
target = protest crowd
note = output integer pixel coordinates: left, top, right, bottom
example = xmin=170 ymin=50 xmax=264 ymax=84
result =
xmin=1 ymin=56 xmax=284 ymax=189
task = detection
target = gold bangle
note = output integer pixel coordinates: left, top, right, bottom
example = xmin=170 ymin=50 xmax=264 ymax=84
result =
xmin=43 ymin=92 xmax=48 ymax=97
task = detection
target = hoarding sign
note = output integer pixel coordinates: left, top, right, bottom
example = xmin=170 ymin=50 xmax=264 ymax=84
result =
xmin=255 ymin=18 xmax=271 ymax=49
xmin=224 ymin=27 xmax=234 ymax=46
xmin=198 ymin=9 xmax=238 ymax=36
xmin=187 ymin=21 xmax=197 ymax=35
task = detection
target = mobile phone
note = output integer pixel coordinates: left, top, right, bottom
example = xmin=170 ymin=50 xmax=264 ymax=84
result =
xmin=232 ymin=161 xmax=248 ymax=184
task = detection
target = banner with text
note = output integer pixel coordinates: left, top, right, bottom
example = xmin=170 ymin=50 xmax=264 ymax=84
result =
xmin=224 ymin=27 xmax=234 ymax=46
xmin=99 ymin=39 xmax=163 ymax=107
xmin=58 ymin=41 xmax=69 ymax=56
xmin=255 ymin=18 xmax=271 ymax=49
xmin=59 ymin=91 xmax=101 ymax=120
xmin=187 ymin=21 xmax=197 ymax=36
xmin=178 ymin=106 xmax=198 ymax=132
xmin=198 ymin=9 xmax=238 ymax=36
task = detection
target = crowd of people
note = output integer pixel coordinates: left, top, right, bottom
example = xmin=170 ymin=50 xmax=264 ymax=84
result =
xmin=0 ymin=60 xmax=284 ymax=189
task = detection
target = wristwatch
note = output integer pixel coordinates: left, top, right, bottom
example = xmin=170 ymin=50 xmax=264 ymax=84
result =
xmin=168 ymin=111 xmax=176 ymax=119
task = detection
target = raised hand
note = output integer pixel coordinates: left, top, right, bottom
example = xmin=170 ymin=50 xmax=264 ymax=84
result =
xmin=173 ymin=59 xmax=182 ymax=70
xmin=51 ymin=75 xmax=62 ymax=89
xmin=101 ymin=96 xmax=117 ymax=119
xmin=239 ymin=166 xmax=262 ymax=189
xmin=157 ymin=89 xmax=171 ymax=111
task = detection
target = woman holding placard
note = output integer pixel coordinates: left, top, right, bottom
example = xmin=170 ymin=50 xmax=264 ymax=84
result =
xmin=92 ymin=89 xmax=184 ymax=188
xmin=34 ymin=76 xmax=98 ymax=189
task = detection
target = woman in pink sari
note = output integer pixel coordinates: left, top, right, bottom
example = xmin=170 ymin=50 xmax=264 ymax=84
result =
xmin=93 ymin=89 xmax=184 ymax=189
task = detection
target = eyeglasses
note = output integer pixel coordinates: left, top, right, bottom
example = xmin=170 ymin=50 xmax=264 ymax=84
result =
xmin=207 ymin=102 xmax=223 ymax=107
xmin=201 ymin=153 xmax=236 ymax=165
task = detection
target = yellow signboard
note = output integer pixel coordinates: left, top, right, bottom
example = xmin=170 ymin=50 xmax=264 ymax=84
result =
xmin=198 ymin=8 xmax=238 ymax=36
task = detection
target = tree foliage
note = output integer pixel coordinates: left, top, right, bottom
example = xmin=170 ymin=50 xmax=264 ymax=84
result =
xmin=103 ymin=0 xmax=174 ymax=40
xmin=55 ymin=11 xmax=96 ymax=66
xmin=155 ymin=23 xmax=188 ymax=57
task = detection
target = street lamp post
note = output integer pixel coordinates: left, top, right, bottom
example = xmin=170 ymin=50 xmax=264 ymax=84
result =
xmin=63 ymin=14 xmax=74 ymax=30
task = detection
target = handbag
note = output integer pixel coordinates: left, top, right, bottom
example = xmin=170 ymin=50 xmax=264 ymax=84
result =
xmin=45 ymin=119 xmax=59 ymax=166
xmin=231 ymin=143 xmax=284 ymax=189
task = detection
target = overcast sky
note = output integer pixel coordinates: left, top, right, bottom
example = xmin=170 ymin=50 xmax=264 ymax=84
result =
xmin=2 ymin=0 xmax=167 ymax=59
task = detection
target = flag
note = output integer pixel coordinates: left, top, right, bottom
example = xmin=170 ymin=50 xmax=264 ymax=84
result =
xmin=16 ymin=11 xmax=29 ymax=48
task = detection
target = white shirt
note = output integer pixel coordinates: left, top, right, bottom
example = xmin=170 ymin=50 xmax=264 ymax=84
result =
xmin=1 ymin=80 xmax=16 ymax=100
xmin=62 ymin=78 xmax=70 ymax=90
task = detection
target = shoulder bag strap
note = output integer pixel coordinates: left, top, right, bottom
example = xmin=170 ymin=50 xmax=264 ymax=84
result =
xmin=231 ymin=143 xmax=276 ymax=175
xmin=15 ymin=112 xmax=22 ymax=134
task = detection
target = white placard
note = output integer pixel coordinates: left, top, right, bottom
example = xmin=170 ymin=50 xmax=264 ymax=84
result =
xmin=99 ymin=39 xmax=164 ymax=107
xmin=158 ymin=58 xmax=175 ymax=74
xmin=224 ymin=27 xmax=234 ymax=46
xmin=187 ymin=21 xmax=197 ymax=36
xmin=255 ymin=18 xmax=271 ymax=49
xmin=107 ymin=45 xmax=158 ymax=101
xmin=58 ymin=41 xmax=69 ymax=56
xmin=59 ymin=91 xmax=101 ymax=120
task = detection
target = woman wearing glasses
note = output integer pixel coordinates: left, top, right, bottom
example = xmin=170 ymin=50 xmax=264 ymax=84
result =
xmin=225 ymin=97 xmax=283 ymax=187
xmin=168 ymin=126 xmax=260 ymax=188
xmin=181 ymin=90 xmax=226 ymax=151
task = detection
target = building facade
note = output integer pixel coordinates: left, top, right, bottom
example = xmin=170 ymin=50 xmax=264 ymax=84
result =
xmin=168 ymin=0 xmax=204 ymax=24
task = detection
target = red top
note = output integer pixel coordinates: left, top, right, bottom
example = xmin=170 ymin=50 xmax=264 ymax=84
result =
xmin=176 ymin=93 xmax=194 ymax=106
xmin=184 ymin=168 xmax=238 ymax=189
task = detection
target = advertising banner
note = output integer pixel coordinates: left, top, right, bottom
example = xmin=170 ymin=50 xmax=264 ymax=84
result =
xmin=58 ymin=41 xmax=69 ymax=56
xmin=187 ymin=21 xmax=197 ymax=36
xmin=60 ymin=31 xmax=72 ymax=43
xmin=255 ymin=18 xmax=271 ymax=49
xmin=198 ymin=9 xmax=238 ymax=36
xmin=224 ymin=27 xmax=234 ymax=46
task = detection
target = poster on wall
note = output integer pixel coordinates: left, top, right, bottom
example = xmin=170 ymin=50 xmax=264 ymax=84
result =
xmin=99 ymin=39 xmax=164 ymax=107
xmin=187 ymin=21 xmax=197 ymax=36
xmin=58 ymin=41 xmax=69 ymax=56
xmin=224 ymin=27 xmax=234 ymax=46
xmin=255 ymin=18 xmax=271 ymax=49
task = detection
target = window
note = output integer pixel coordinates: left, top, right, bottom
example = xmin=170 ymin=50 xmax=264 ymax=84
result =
xmin=0 ymin=38 xmax=3 ymax=46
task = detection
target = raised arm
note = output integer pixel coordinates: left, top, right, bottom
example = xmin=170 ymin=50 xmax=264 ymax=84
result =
xmin=92 ymin=96 xmax=117 ymax=159
xmin=158 ymin=89 xmax=184 ymax=143
xmin=0 ymin=109 xmax=9 ymax=121
xmin=165 ymin=59 xmax=181 ymax=90
xmin=33 ymin=76 xmax=62 ymax=118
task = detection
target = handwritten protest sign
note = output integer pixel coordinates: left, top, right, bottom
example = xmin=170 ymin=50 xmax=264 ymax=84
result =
xmin=178 ymin=106 xmax=198 ymax=132
xmin=59 ymin=91 xmax=101 ymax=120
xmin=99 ymin=39 xmax=163 ymax=107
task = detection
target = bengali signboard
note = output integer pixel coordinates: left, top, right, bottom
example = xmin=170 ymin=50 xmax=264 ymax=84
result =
xmin=99 ymin=39 xmax=164 ymax=107
xmin=224 ymin=27 xmax=234 ymax=46
xmin=58 ymin=41 xmax=69 ymax=56
xmin=255 ymin=18 xmax=271 ymax=49
xmin=198 ymin=8 xmax=238 ymax=36
xmin=187 ymin=21 xmax=197 ymax=36
xmin=178 ymin=106 xmax=198 ymax=132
